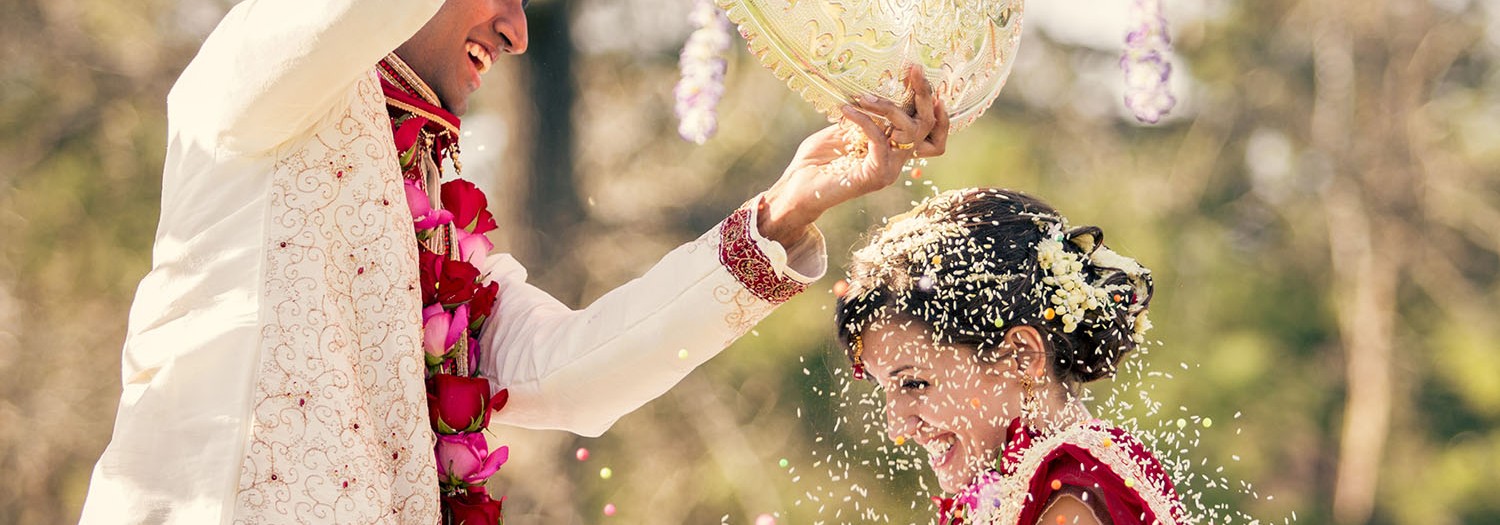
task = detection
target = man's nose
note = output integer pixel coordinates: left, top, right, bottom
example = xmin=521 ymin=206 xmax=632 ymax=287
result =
xmin=495 ymin=9 xmax=528 ymax=54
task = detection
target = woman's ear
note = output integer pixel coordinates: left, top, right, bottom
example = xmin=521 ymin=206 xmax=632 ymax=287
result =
xmin=1004 ymin=326 xmax=1049 ymax=380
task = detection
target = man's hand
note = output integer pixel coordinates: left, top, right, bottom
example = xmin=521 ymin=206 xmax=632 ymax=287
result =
xmin=757 ymin=65 xmax=951 ymax=246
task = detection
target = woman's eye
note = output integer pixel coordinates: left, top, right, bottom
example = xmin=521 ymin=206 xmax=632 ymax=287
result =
xmin=900 ymin=378 xmax=929 ymax=390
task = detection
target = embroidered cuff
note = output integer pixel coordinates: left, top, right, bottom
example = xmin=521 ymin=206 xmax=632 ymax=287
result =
xmin=746 ymin=196 xmax=827 ymax=283
xmin=718 ymin=204 xmax=815 ymax=304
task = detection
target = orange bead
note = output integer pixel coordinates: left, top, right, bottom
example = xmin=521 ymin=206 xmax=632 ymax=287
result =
xmin=833 ymin=279 xmax=850 ymax=298
xmin=969 ymin=398 xmax=982 ymax=408
xmin=1051 ymin=479 xmax=1062 ymax=490
xmin=911 ymin=168 xmax=923 ymax=179
xmin=1056 ymin=516 xmax=1067 ymax=525
xmin=1044 ymin=308 xmax=1056 ymax=321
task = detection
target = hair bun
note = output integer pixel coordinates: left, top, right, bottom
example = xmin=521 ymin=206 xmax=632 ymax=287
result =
xmin=1064 ymin=226 xmax=1104 ymax=255
xmin=1060 ymin=238 xmax=1154 ymax=383
xmin=1087 ymin=244 xmax=1153 ymax=317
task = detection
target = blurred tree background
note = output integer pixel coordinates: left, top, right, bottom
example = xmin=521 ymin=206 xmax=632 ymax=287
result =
xmin=3 ymin=0 xmax=1498 ymax=523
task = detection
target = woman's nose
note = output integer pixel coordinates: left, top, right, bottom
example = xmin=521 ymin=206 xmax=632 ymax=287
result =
xmin=885 ymin=397 xmax=920 ymax=441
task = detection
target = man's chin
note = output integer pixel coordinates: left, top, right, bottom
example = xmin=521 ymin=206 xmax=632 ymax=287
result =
xmin=438 ymin=90 xmax=469 ymax=116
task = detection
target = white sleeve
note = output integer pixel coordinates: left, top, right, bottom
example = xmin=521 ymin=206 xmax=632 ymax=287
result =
xmin=478 ymin=203 xmax=827 ymax=436
xmin=169 ymin=0 xmax=444 ymax=154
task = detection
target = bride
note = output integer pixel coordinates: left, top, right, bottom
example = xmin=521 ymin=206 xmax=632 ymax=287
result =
xmin=835 ymin=188 xmax=1184 ymax=525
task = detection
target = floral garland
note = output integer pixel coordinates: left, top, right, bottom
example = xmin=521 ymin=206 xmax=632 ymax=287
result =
xmin=674 ymin=0 xmax=732 ymax=144
xmin=413 ymin=180 xmax=509 ymax=525
xmin=380 ymin=55 xmax=510 ymax=525
xmin=1121 ymin=0 xmax=1177 ymax=123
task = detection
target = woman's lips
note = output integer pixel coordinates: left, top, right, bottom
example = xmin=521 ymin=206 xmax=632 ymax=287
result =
xmin=922 ymin=433 xmax=958 ymax=469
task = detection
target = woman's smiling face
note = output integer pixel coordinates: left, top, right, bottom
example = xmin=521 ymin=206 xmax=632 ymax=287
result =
xmin=860 ymin=319 xmax=1025 ymax=493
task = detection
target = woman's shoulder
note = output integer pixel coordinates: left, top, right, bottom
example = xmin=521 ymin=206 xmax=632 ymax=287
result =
xmin=1013 ymin=420 xmax=1186 ymax=525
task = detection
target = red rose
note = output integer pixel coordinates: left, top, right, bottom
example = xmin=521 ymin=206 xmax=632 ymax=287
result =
xmin=392 ymin=116 xmax=428 ymax=156
xmin=468 ymin=281 xmax=499 ymax=326
xmin=421 ymin=251 xmax=482 ymax=306
xmin=441 ymin=180 xmax=498 ymax=235
xmin=427 ymin=375 xmax=509 ymax=433
xmin=444 ymin=488 xmax=503 ymax=525
xmin=420 ymin=251 xmax=443 ymax=305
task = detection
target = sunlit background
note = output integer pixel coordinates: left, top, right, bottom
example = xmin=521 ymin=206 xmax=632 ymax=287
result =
xmin=3 ymin=0 xmax=1499 ymax=523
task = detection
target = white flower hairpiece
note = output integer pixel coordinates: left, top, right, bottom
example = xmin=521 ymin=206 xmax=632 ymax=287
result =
xmin=1034 ymin=227 xmax=1153 ymax=341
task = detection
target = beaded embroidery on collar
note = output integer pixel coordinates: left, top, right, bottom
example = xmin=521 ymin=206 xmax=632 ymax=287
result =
xmin=948 ymin=420 xmax=1186 ymax=525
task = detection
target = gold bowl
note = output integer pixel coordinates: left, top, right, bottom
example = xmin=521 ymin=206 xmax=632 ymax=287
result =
xmin=719 ymin=0 xmax=1025 ymax=132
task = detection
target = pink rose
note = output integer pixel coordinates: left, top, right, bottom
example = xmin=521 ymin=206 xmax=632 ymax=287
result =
xmin=436 ymin=433 xmax=509 ymax=485
xmin=467 ymin=336 xmax=482 ymax=373
xmin=421 ymin=304 xmax=469 ymax=359
xmin=449 ymin=304 xmax=469 ymax=350
xmin=422 ymin=304 xmax=452 ymax=358
xmin=405 ymin=179 xmax=454 ymax=230
xmin=453 ymin=228 xmax=494 ymax=269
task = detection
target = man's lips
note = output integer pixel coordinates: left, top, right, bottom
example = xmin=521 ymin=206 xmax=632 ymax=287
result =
xmin=465 ymin=41 xmax=494 ymax=75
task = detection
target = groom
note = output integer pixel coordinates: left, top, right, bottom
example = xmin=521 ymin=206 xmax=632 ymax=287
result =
xmin=80 ymin=0 xmax=947 ymax=523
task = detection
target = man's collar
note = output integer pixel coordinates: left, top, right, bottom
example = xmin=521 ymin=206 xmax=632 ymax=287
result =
xmin=380 ymin=53 xmax=441 ymax=106
xmin=379 ymin=53 xmax=461 ymax=135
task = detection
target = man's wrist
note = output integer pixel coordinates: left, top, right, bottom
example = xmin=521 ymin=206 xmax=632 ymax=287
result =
xmin=755 ymin=188 xmax=821 ymax=247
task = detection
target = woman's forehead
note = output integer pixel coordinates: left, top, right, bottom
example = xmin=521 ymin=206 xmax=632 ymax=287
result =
xmin=862 ymin=323 xmax=961 ymax=369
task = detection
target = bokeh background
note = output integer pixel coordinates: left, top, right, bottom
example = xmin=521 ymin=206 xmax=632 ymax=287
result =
xmin=4 ymin=0 xmax=1499 ymax=523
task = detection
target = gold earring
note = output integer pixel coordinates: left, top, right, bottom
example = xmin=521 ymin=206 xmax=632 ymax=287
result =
xmin=1018 ymin=374 xmax=1038 ymax=428
xmin=850 ymin=334 xmax=867 ymax=380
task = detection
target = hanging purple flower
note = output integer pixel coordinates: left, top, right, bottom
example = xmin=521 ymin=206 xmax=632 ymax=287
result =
xmin=675 ymin=0 xmax=732 ymax=144
xmin=1120 ymin=0 xmax=1176 ymax=124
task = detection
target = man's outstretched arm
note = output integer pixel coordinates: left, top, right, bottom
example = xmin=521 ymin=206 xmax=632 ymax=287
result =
xmin=170 ymin=0 xmax=444 ymax=155
xmin=477 ymin=200 xmax=825 ymax=436
xmin=478 ymin=65 xmax=951 ymax=435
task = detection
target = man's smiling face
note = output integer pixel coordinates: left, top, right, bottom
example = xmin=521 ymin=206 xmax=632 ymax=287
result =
xmin=394 ymin=0 xmax=529 ymax=115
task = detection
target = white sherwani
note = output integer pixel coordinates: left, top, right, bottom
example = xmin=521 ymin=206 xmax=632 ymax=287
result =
xmin=79 ymin=1 xmax=825 ymax=523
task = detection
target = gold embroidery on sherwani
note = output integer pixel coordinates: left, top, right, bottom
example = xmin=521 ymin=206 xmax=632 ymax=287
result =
xmin=233 ymin=69 xmax=438 ymax=524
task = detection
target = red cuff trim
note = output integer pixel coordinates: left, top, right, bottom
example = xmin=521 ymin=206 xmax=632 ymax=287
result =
xmin=718 ymin=207 xmax=806 ymax=304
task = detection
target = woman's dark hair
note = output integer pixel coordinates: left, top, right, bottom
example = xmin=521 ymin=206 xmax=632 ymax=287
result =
xmin=835 ymin=188 xmax=1153 ymax=383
